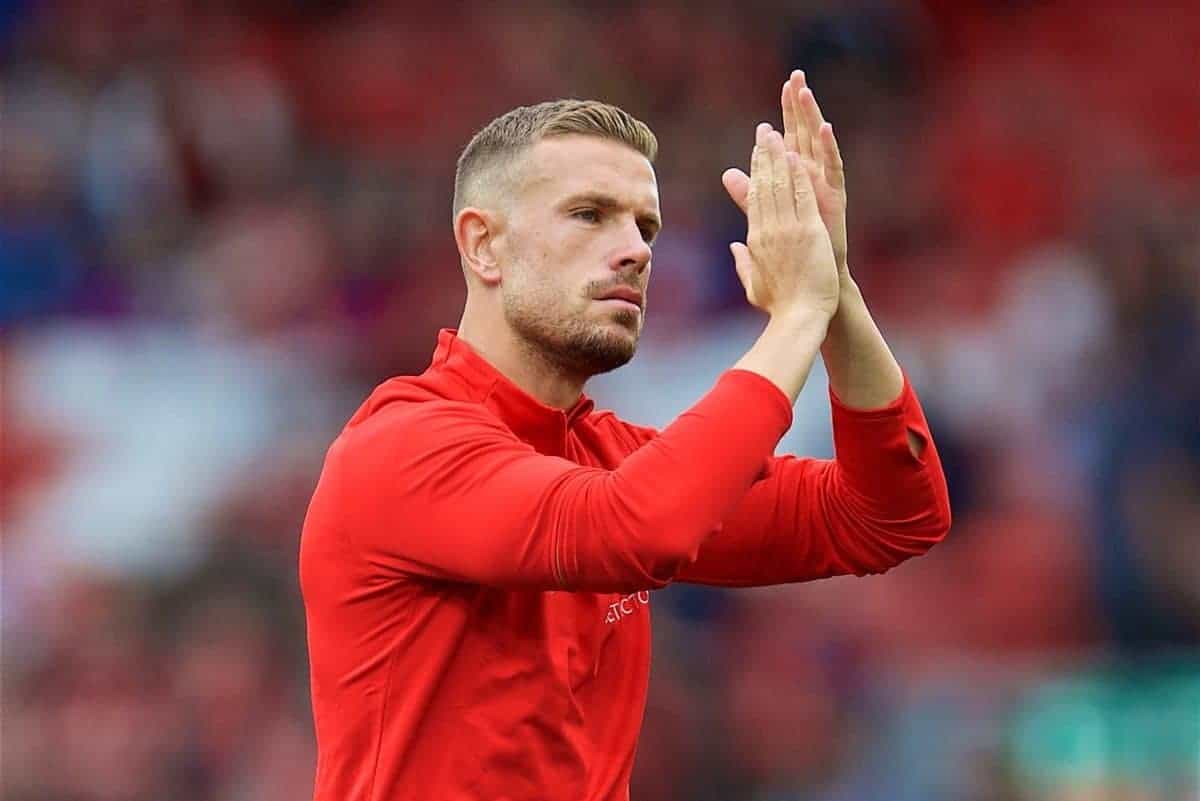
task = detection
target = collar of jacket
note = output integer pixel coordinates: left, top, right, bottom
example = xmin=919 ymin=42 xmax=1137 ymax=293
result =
xmin=429 ymin=328 xmax=596 ymax=453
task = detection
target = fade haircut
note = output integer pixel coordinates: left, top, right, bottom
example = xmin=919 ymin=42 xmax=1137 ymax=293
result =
xmin=451 ymin=99 xmax=658 ymax=221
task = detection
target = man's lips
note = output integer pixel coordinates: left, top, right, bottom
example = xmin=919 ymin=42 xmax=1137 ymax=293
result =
xmin=595 ymin=287 xmax=644 ymax=309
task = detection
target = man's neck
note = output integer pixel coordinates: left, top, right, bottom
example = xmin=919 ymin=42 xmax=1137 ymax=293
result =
xmin=456 ymin=322 xmax=587 ymax=410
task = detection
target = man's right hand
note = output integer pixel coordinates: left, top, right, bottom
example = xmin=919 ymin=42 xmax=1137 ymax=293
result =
xmin=728 ymin=122 xmax=840 ymax=324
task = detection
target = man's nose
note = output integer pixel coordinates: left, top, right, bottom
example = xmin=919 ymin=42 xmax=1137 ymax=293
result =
xmin=613 ymin=221 xmax=652 ymax=273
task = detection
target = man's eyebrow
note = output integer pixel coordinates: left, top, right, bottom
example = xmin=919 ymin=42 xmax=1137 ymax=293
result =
xmin=562 ymin=192 xmax=662 ymax=232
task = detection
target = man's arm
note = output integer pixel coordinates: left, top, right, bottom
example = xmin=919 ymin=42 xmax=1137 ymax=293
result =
xmin=673 ymin=374 xmax=951 ymax=587
xmin=820 ymin=276 xmax=926 ymax=455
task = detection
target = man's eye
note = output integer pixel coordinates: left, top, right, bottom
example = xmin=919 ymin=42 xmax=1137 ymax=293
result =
xmin=574 ymin=209 xmax=600 ymax=223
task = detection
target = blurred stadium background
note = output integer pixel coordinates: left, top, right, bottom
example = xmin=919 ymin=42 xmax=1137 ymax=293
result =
xmin=2 ymin=1 xmax=1199 ymax=799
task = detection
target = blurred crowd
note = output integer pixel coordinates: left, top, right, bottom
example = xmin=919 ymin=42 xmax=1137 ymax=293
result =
xmin=2 ymin=1 xmax=1198 ymax=799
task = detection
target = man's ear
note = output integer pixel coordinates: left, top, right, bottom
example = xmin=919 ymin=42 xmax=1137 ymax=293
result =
xmin=454 ymin=207 xmax=502 ymax=285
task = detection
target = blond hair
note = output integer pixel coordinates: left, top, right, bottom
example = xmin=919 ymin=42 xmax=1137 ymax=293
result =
xmin=452 ymin=99 xmax=658 ymax=220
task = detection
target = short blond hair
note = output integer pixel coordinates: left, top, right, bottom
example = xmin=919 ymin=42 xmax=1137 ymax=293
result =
xmin=452 ymin=99 xmax=658 ymax=220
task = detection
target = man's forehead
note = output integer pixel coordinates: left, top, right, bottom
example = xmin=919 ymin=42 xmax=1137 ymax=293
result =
xmin=520 ymin=136 xmax=660 ymax=208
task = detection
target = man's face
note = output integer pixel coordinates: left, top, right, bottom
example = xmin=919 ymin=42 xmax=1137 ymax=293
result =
xmin=496 ymin=135 xmax=661 ymax=378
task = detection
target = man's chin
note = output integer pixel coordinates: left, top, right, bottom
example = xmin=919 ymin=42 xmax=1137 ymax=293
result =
xmin=582 ymin=329 xmax=638 ymax=374
xmin=566 ymin=321 xmax=639 ymax=376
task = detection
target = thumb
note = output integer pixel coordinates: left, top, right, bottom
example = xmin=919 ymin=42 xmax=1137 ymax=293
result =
xmin=722 ymin=168 xmax=750 ymax=214
xmin=729 ymin=242 xmax=757 ymax=304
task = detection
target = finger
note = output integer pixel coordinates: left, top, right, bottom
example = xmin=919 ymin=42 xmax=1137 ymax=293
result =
xmin=782 ymin=71 xmax=811 ymax=157
xmin=797 ymin=87 xmax=827 ymax=159
xmin=766 ymin=128 xmax=795 ymax=222
xmin=803 ymin=159 xmax=822 ymax=197
xmin=749 ymin=125 xmax=768 ymax=222
xmin=818 ymin=122 xmax=845 ymax=192
xmin=749 ymin=123 xmax=771 ymax=235
xmin=721 ymin=168 xmax=750 ymax=214
xmin=788 ymin=150 xmax=820 ymax=222
xmin=781 ymin=81 xmax=802 ymax=157
xmin=786 ymin=71 xmax=813 ymax=159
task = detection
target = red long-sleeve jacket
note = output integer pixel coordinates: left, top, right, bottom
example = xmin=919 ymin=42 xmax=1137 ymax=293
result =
xmin=300 ymin=328 xmax=951 ymax=801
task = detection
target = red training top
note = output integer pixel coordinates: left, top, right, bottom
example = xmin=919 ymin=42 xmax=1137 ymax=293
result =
xmin=300 ymin=328 xmax=951 ymax=801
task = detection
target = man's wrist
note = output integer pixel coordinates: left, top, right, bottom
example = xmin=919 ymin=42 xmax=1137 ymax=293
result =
xmin=769 ymin=304 xmax=834 ymax=339
xmin=827 ymin=274 xmax=863 ymax=329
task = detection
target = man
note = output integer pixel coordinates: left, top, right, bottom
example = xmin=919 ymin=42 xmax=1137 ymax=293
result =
xmin=300 ymin=71 xmax=951 ymax=801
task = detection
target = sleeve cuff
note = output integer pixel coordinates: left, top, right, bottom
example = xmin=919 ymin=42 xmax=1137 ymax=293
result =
xmin=830 ymin=370 xmax=934 ymax=483
xmin=828 ymin=372 xmax=914 ymax=417
xmin=722 ymin=368 xmax=795 ymax=433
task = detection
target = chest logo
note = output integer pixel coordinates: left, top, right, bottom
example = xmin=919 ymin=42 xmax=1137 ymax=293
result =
xmin=604 ymin=591 xmax=651 ymax=624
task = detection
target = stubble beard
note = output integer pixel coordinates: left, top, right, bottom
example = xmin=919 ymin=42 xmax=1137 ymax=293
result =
xmin=503 ymin=283 xmax=642 ymax=379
